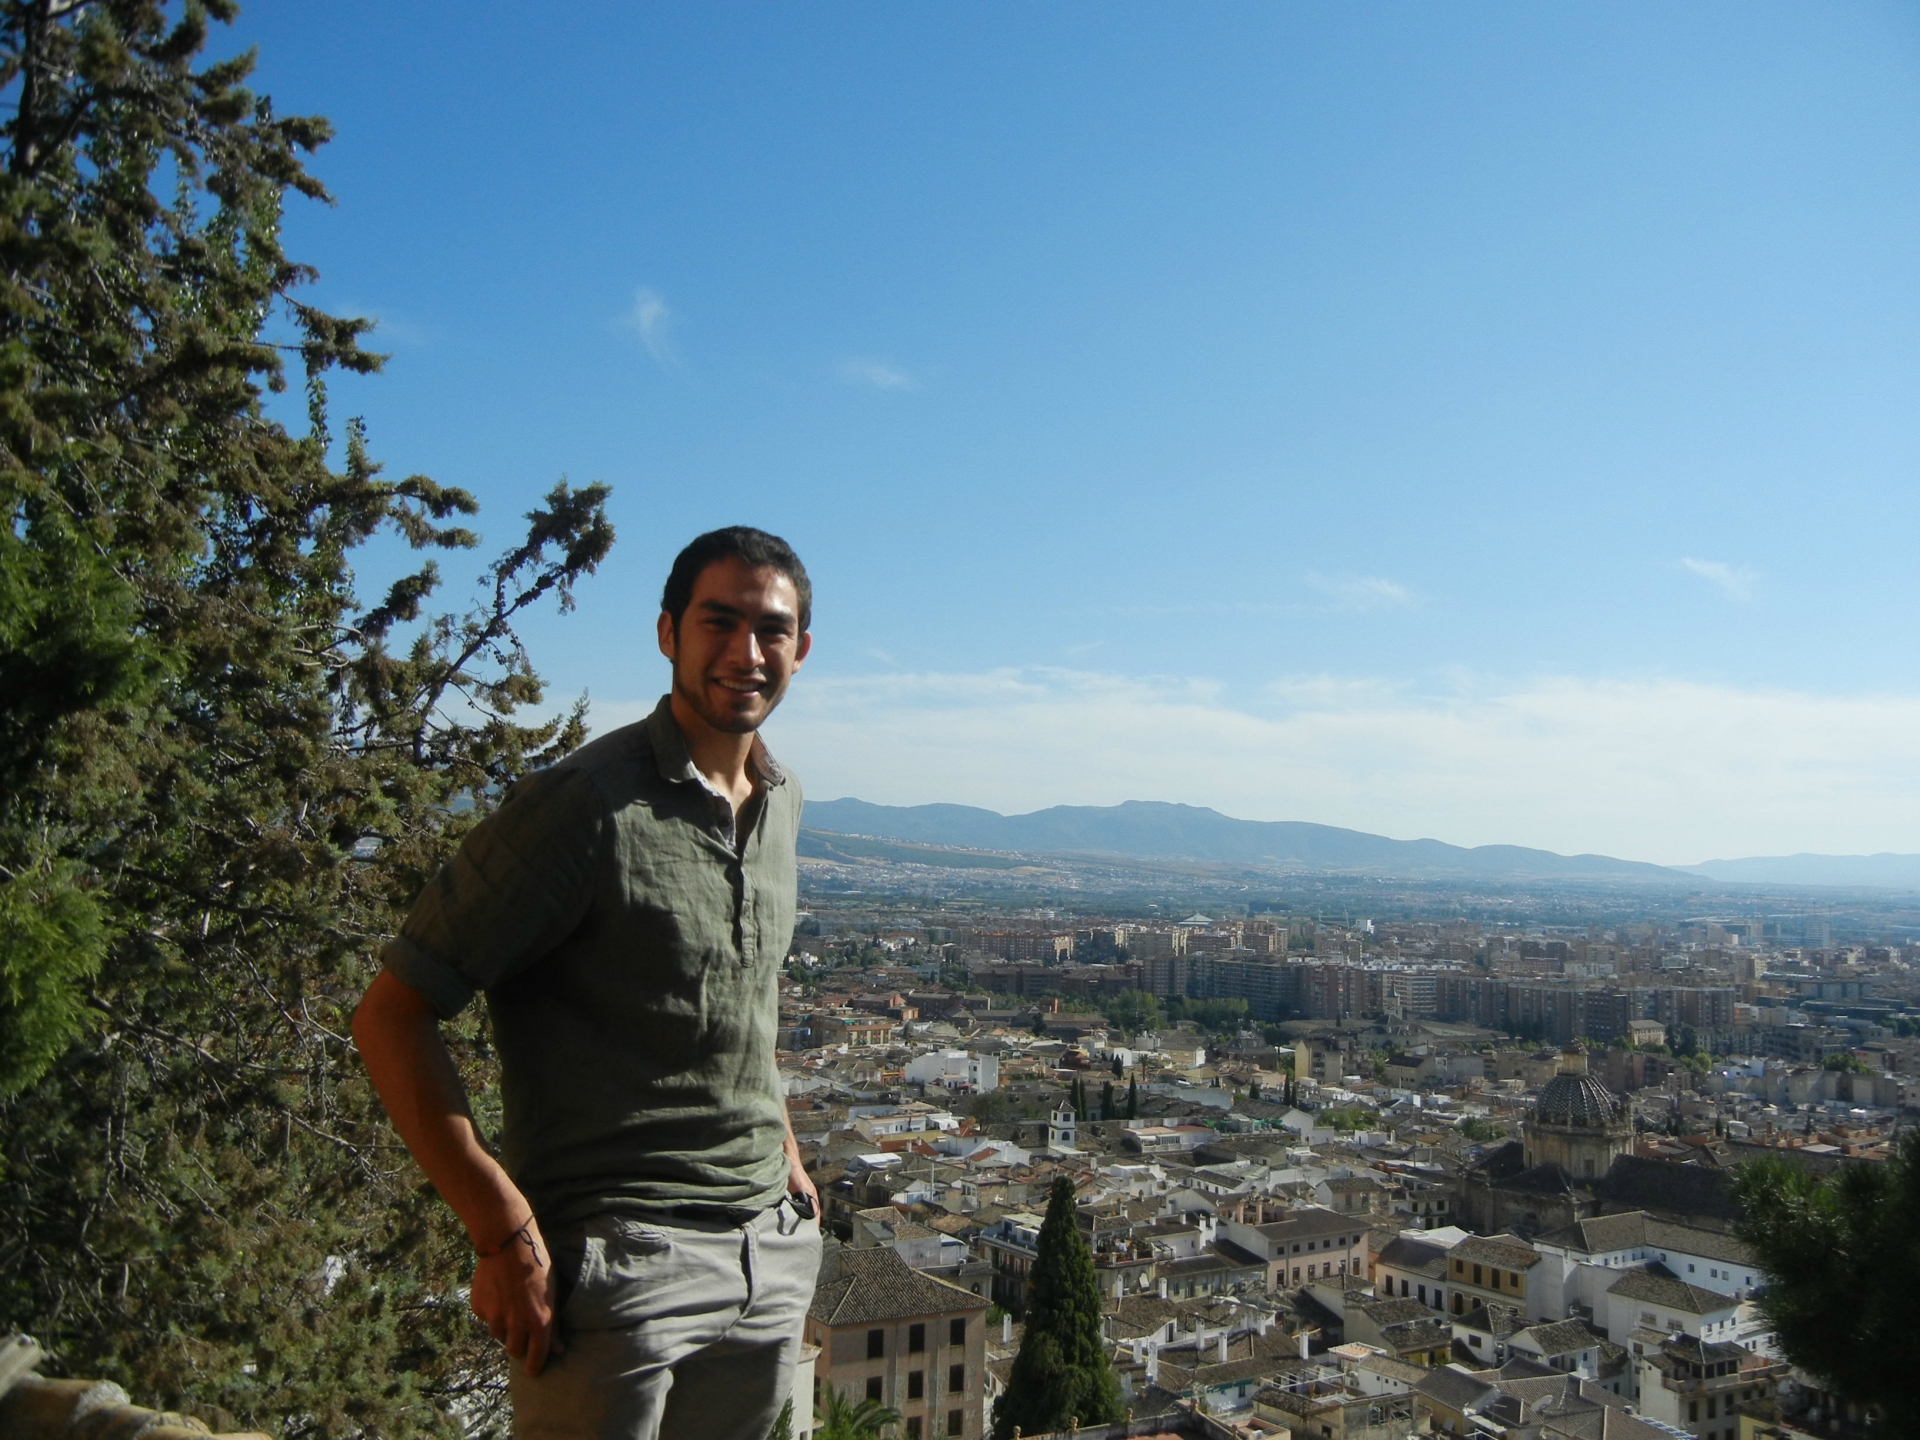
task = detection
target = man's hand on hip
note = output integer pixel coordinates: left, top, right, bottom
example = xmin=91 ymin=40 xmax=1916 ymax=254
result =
xmin=787 ymin=1152 xmax=821 ymax=1213
xmin=471 ymin=1217 xmax=564 ymax=1376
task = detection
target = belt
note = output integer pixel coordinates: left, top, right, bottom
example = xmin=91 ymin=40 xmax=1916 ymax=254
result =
xmin=666 ymin=1203 xmax=770 ymax=1227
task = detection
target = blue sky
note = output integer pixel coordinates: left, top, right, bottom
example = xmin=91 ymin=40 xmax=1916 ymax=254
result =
xmin=233 ymin=3 xmax=1920 ymax=863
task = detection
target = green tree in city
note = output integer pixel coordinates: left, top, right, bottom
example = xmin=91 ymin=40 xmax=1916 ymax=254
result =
xmin=1126 ymin=1077 xmax=1138 ymax=1119
xmin=1104 ymin=989 xmax=1162 ymax=1035
xmin=816 ymin=1388 xmax=901 ymax=1440
xmin=0 ymin=3 xmax=611 ymax=1433
xmin=992 ymin=1177 xmax=1124 ymax=1440
xmin=1110 ymin=1054 xmax=1123 ymax=1078
xmin=1732 ymin=1133 xmax=1920 ymax=1436
xmin=1100 ymin=1079 xmax=1114 ymax=1118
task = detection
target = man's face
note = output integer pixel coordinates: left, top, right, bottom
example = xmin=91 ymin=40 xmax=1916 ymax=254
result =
xmin=657 ymin=557 xmax=812 ymax=735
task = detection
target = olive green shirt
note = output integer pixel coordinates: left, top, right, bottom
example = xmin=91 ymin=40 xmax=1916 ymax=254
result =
xmin=381 ymin=695 xmax=800 ymax=1228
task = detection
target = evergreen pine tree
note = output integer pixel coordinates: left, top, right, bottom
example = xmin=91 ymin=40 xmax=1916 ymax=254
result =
xmin=992 ymin=1177 xmax=1124 ymax=1440
xmin=1732 ymin=1132 xmax=1920 ymax=1435
xmin=1110 ymin=1054 xmax=1123 ymax=1078
xmin=1126 ymin=1077 xmax=1138 ymax=1119
xmin=1100 ymin=1079 xmax=1114 ymax=1119
xmin=0 ymin=4 xmax=612 ymax=1431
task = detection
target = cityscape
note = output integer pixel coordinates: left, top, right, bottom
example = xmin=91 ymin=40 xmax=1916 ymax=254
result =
xmin=776 ymin=819 xmax=1918 ymax=1439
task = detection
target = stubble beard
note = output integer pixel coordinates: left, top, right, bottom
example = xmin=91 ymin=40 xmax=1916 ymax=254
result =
xmin=673 ymin=656 xmax=787 ymax=736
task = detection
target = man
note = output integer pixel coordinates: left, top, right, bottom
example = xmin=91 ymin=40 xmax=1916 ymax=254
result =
xmin=354 ymin=527 xmax=821 ymax=1440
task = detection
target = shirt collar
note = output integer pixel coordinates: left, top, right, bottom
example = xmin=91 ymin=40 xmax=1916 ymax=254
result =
xmin=642 ymin=693 xmax=787 ymax=790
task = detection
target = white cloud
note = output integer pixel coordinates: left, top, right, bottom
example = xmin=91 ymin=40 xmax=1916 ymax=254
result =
xmin=1302 ymin=573 xmax=1416 ymax=612
xmin=580 ymin=668 xmax=1920 ymax=866
xmin=624 ymin=287 xmax=678 ymax=365
xmin=1680 ymin=556 xmax=1757 ymax=602
xmin=837 ymin=358 xmax=916 ymax=390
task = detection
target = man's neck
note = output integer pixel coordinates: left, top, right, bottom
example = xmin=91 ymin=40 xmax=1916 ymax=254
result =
xmin=668 ymin=689 xmax=758 ymax=811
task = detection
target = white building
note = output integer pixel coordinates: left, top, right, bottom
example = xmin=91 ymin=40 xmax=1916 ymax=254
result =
xmin=904 ymin=1049 xmax=1000 ymax=1091
xmin=1528 ymin=1211 xmax=1763 ymax=1324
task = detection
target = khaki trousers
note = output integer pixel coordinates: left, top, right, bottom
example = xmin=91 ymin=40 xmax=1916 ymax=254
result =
xmin=512 ymin=1203 xmax=821 ymax=1440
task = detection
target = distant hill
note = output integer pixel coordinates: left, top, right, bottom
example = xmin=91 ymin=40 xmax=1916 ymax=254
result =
xmin=1680 ymin=853 xmax=1920 ymax=891
xmin=800 ymin=798 xmax=1690 ymax=883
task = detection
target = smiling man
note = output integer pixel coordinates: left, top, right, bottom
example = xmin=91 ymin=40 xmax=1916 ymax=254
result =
xmin=354 ymin=527 xmax=820 ymax=1440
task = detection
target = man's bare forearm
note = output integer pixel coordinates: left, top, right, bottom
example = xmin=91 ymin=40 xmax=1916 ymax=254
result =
xmin=353 ymin=968 xmax=530 ymax=1247
xmin=354 ymin=968 xmax=561 ymax=1375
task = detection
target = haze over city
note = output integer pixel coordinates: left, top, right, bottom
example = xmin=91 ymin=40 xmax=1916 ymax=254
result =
xmin=233 ymin=3 xmax=1920 ymax=865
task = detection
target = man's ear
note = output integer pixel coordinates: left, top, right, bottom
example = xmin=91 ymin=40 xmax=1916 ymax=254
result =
xmin=656 ymin=610 xmax=676 ymax=661
xmin=793 ymin=631 xmax=812 ymax=668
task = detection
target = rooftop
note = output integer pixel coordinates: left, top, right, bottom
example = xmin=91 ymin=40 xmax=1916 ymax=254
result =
xmin=809 ymin=1245 xmax=990 ymax=1328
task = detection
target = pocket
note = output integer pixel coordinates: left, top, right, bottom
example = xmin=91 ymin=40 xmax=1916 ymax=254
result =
xmin=560 ymin=1218 xmax=676 ymax=1331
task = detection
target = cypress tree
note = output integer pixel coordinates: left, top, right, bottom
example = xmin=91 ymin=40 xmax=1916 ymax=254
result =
xmin=1126 ymin=1076 xmax=1138 ymax=1119
xmin=1100 ymin=1079 xmax=1114 ymax=1119
xmin=992 ymin=1177 xmax=1124 ymax=1440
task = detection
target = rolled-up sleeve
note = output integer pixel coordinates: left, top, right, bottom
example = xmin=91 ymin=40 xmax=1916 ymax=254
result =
xmin=380 ymin=765 xmax=607 ymax=1018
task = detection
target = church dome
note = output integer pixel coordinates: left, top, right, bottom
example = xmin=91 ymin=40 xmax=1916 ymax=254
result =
xmin=1534 ymin=1067 xmax=1620 ymax=1128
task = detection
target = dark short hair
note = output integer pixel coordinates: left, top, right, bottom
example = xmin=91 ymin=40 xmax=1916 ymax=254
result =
xmin=661 ymin=527 xmax=812 ymax=632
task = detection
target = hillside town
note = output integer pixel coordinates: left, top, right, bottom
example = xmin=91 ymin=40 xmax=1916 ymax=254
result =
xmin=780 ymin=907 xmax=1920 ymax=1439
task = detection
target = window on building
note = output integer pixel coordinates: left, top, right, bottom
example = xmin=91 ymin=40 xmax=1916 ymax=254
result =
xmin=950 ymin=1364 xmax=965 ymax=1392
xmin=909 ymin=1371 xmax=925 ymax=1400
xmin=948 ymin=1411 xmax=964 ymax=1436
xmin=868 ymin=1377 xmax=884 ymax=1402
xmin=868 ymin=1330 xmax=886 ymax=1359
xmin=909 ymin=1323 xmax=926 ymax=1354
xmin=950 ymin=1317 xmax=967 ymax=1345
xmin=1473 ymin=1265 xmax=1483 ymax=1286
xmin=906 ymin=1419 xmax=922 ymax=1440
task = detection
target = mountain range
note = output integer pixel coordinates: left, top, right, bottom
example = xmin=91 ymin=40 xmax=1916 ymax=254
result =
xmin=800 ymin=798 xmax=1686 ymax=883
xmin=801 ymin=798 xmax=1920 ymax=891
xmin=1678 ymin=853 xmax=1920 ymax=890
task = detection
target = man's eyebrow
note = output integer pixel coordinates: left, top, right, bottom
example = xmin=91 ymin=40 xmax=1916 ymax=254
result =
xmin=694 ymin=597 xmax=797 ymax=625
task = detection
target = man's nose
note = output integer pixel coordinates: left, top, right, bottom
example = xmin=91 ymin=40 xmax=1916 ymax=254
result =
xmin=733 ymin=627 xmax=765 ymax=667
